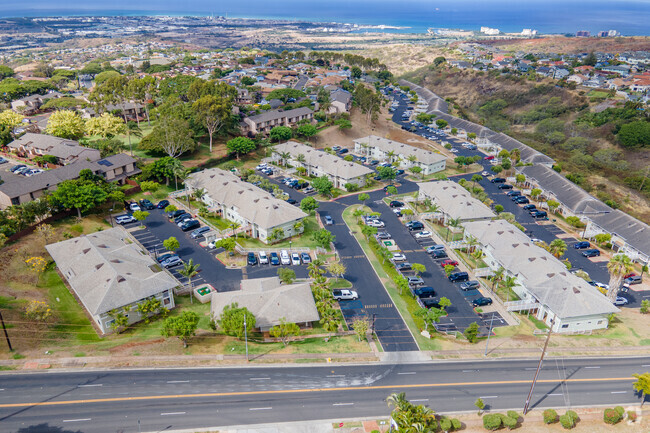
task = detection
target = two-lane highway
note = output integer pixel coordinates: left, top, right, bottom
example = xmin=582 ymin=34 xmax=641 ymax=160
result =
xmin=1 ymin=356 xmax=648 ymax=432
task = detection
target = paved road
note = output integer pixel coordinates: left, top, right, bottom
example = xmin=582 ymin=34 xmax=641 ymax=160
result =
xmin=1 ymin=356 xmax=648 ymax=432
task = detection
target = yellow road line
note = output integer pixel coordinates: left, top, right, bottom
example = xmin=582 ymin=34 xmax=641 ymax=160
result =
xmin=0 ymin=377 xmax=634 ymax=409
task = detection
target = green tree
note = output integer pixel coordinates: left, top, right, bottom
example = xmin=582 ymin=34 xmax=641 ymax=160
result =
xmin=140 ymin=181 xmax=160 ymax=193
xmin=409 ymin=165 xmax=422 ymax=179
xmin=215 ymin=237 xmax=236 ymax=252
xmin=139 ymin=116 xmax=197 ymax=158
xmin=0 ymin=65 xmax=14 ymax=79
xmin=45 ymin=110 xmax=85 ymax=139
xmin=386 ymin=186 xmax=398 ymax=195
xmin=296 ymin=124 xmax=318 ymax=139
xmin=352 ymin=317 xmax=370 ymax=341
xmin=436 ymin=119 xmax=448 ymax=129
xmin=494 ymin=204 xmax=504 ymax=214
xmin=312 ymin=228 xmax=335 ymax=249
xmin=411 ymin=263 xmax=426 ymax=276
xmin=266 ymin=88 xmax=306 ymax=103
xmin=179 ymin=259 xmax=200 ymax=303
xmin=226 ymin=137 xmax=256 ymax=159
xmin=217 ymin=302 xmax=256 ymax=339
xmin=108 ymin=307 xmax=130 ymax=333
xmin=640 ymin=300 xmax=649 ymax=314
xmin=607 ymin=254 xmax=633 ymax=301
xmin=350 ymin=66 xmax=362 ymax=78
xmin=475 ymin=397 xmax=486 ymax=415
xmin=277 ymin=268 xmax=297 ymax=284
xmin=464 ymin=322 xmax=479 ymax=343
xmin=328 ymin=262 xmax=346 ymax=282
xmin=163 ymin=236 xmax=180 ymax=252
xmin=377 ymin=166 xmax=396 ymax=180
xmin=85 ymin=112 xmax=126 ymax=138
xmin=444 ymin=264 xmax=455 ymax=277
xmin=193 ymin=94 xmax=232 ymax=152
xmin=269 ymin=318 xmax=300 ymax=346
xmin=161 ymin=311 xmax=199 ymax=348
xmin=269 ymin=125 xmax=293 ymax=142
xmin=135 ymin=297 xmax=164 ymax=324
xmin=312 ymin=175 xmax=333 ymax=196
xmin=491 ymin=165 xmax=503 ymax=175
xmin=358 ymin=193 xmax=370 ymax=205
xmin=48 ymin=179 xmax=107 ymax=218
xmin=0 ymin=109 xmax=24 ymax=139
xmin=132 ymin=210 xmax=149 ymax=227
xmin=549 ymin=239 xmax=567 ymax=258
xmin=618 ymin=121 xmax=650 ymax=149
xmin=299 ymin=196 xmax=319 ymax=214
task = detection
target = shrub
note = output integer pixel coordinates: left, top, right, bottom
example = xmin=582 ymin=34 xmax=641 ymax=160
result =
xmin=565 ymin=216 xmax=584 ymax=228
xmin=614 ymin=406 xmax=625 ymax=417
xmin=344 ymin=182 xmax=360 ymax=192
xmin=543 ymin=409 xmax=558 ymax=424
xmin=627 ymin=410 xmax=637 ymax=422
xmin=502 ymin=415 xmax=518 ymax=430
xmin=604 ymin=408 xmax=622 ymax=424
xmin=506 ymin=411 xmax=519 ymax=421
xmin=559 ymin=413 xmax=576 ymax=429
xmin=439 ymin=417 xmax=452 ymax=432
xmin=69 ymin=224 xmax=84 ymax=233
xmin=451 ymin=419 xmax=461 ymax=430
xmin=483 ymin=413 xmax=503 ymax=431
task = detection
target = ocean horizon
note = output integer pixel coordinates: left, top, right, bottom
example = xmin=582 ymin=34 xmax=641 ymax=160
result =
xmin=1 ymin=0 xmax=650 ymax=36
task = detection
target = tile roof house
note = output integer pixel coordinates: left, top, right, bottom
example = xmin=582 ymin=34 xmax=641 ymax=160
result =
xmin=241 ymin=107 xmax=313 ymax=135
xmin=328 ymin=89 xmax=352 ymax=114
xmin=186 ymin=168 xmax=307 ymax=243
xmin=210 ymin=277 xmax=319 ymax=332
xmin=11 ymin=91 xmax=64 ymax=114
xmin=271 ymin=141 xmax=373 ymax=189
xmin=417 ymin=181 xmax=495 ymax=223
xmin=7 ymin=133 xmax=100 ymax=165
xmin=354 ymin=135 xmax=447 ymax=175
xmin=463 ymin=219 xmax=618 ymax=333
xmin=0 ymin=153 xmax=140 ymax=209
xmin=46 ymin=227 xmax=178 ymax=335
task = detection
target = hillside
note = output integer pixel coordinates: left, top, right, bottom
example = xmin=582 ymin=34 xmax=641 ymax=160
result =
xmin=477 ymin=36 xmax=650 ymax=54
xmin=402 ymin=66 xmax=650 ymax=221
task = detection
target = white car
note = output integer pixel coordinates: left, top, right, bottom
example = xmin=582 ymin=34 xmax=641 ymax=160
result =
xmin=280 ymin=250 xmax=291 ymax=265
xmin=207 ymin=238 xmax=223 ymax=249
xmin=115 ymin=215 xmax=136 ymax=225
xmin=258 ymin=251 xmax=269 ymax=264
xmin=482 ymin=171 xmax=490 ymax=176
xmin=291 ymin=253 xmax=301 ymax=266
xmin=129 ymin=203 xmax=141 ymax=212
xmin=333 ymin=289 xmax=358 ymax=301
xmin=593 ymin=281 xmax=609 ymax=290
xmin=450 ymin=149 xmax=458 ymax=153
xmin=415 ymin=231 xmax=432 ymax=239
xmin=391 ymin=253 xmax=407 ymax=262
xmin=367 ymin=219 xmax=385 ymax=228
xmin=177 ymin=217 xmax=192 ymax=227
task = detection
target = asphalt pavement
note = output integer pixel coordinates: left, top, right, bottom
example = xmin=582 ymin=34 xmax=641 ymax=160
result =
xmin=1 ymin=356 xmax=648 ymax=432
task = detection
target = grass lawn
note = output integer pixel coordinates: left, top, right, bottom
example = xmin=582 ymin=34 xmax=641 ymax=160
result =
xmin=330 ymin=278 xmax=353 ymax=289
xmin=202 ymin=214 xmax=232 ymax=231
xmin=455 ymin=249 xmax=488 ymax=270
xmin=236 ymin=216 xmax=329 ymax=251
xmin=431 ymin=223 xmax=464 ymax=242
xmin=225 ymin=334 xmax=368 ymax=355
xmin=342 ymin=205 xmax=442 ymax=351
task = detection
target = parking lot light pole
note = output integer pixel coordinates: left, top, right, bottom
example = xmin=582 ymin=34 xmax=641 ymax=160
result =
xmin=484 ymin=313 xmax=495 ymax=357
xmin=289 ymin=240 xmax=292 ymax=253
xmin=244 ymin=314 xmax=249 ymax=362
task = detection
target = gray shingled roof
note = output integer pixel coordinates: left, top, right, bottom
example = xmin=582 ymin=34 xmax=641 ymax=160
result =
xmin=273 ymin=141 xmax=373 ymax=180
xmin=248 ymin=107 xmax=313 ymax=124
xmin=417 ymin=181 xmax=495 ymax=221
xmin=487 ymin=132 xmax=555 ymax=165
xmin=588 ymin=210 xmax=650 ymax=258
xmin=187 ymin=168 xmax=307 ymax=230
xmin=355 ymin=135 xmax=447 ymax=165
xmin=430 ymin=111 xmax=491 ymax=136
xmin=519 ymin=165 xmax=611 ymax=215
xmin=7 ymin=133 xmax=100 ymax=161
xmin=210 ymin=277 xmax=319 ymax=330
xmin=398 ymin=79 xmax=448 ymax=113
xmin=46 ymin=227 xmax=179 ymax=316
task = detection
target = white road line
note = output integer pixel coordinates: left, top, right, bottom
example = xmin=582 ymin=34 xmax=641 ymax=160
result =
xmin=397 ymin=372 xmax=416 ymax=375
xmin=333 ymin=403 xmax=354 ymax=406
xmin=480 ymin=396 xmax=498 ymax=399
xmin=642 ymin=364 xmax=650 ymax=367
xmin=462 ymin=370 xmax=477 ymax=373
xmin=166 ymin=380 xmax=190 ymax=383
xmin=78 ymin=384 xmax=102 ymax=387
xmin=611 ymin=391 xmax=627 ymax=394
xmin=327 ymin=375 xmax=345 ymax=378
xmin=161 ymin=412 xmax=186 ymax=416
xmin=547 ymin=393 xmax=563 ymax=396
xmin=249 ymin=407 xmax=272 ymax=411
xmin=63 ymin=419 xmax=91 ymax=423
xmin=524 ymin=368 xmax=537 ymax=370
xmin=250 ymin=377 xmax=271 ymax=380
xmin=585 ymin=366 xmax=600 ymax=369
xmin=411 ymin=399 xmax=429 ymax=402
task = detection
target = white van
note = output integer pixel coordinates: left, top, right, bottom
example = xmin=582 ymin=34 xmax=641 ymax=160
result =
xmin=258 ymin=251 xmax=269 ymax=264
xmin=280 ymin=250 xmax=291 ymax=265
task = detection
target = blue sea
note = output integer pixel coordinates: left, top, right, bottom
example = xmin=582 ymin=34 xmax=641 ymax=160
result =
xmin=2 ymin=0 xmax=650 ymax=36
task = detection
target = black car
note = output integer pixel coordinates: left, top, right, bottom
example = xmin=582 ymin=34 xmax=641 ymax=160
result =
xmin=337 ymin=148 xmax=349 ymax=155
xmin=390 ymin=200 xmax=405 ymax=208
xmin=472 ymin=297 xmax=493 ymax=307
xmin=180 ymin=220 xmax=201 ymax=232
xmin=531 ymin=211 xmax=548 ymax=219
xmin=429 ymin=250 xmax=448 ymax=259
xmin=376 ymin=231 xmax=392 ymax=240
xmin=369 ymin=160 xmax=379 ymax=166
xmin=168 ymin=209 xmax=186 ymax=219
xmin=157 ymin=200 xmax=170 ymax=209
xmin=417 ymin=297 xmax=442 ymax=309
xmin=395 ymin=169 xmax=405 ymax=176
xmin=522 ymin=204 xmax=537 ymax=211
xmin=498 ymin=184 xmax=514 ymax=190
xmin=247 ymin=252 xmax=258 ymax=266
xmin=139 ymin=199 xmax=155 ymax=210
xmin=408 ymin=222 xmax=424 ymax=231
xmin=287 ymin=198 xmax=297 ymax=205
xmin=514 ymin=197 xmax=530 ymax=204
xmin=582 ymin=249 xmax=601 ymax=258
xmin=491 ymin=177 xmax=506 ymax=183
xmin=174 ymin=213 xmax=192 ymax=224
xmin=448 ymin=271 xmax=469 ymax=282
xmin=574 ymin=241 xmax=590 ymax=249
xmin=156 ymin=252 xmax=178 ymax=263
xmin=411 ymin=286 xmax=436 ymax=298
xmin=506 ymin=190 xmax=521 ymax=197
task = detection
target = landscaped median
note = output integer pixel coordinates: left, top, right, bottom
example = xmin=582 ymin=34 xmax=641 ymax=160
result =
xmin=341 ymin=204 xmax=442 ymax=351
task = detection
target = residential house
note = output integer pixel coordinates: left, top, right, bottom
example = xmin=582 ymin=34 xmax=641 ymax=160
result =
xmin=328 ymin=88 xmax=352 ymax=114
xmin=601 ymin=65 xmax=631 ymax=77
xmin=270 ymin=141 xmax=373 ymax=189
xmin=0 ymin=153 xmax=140 ymax=208
xmin=536 ymin=66 xmax=553 ymax=77
xmin=6 ymin=133 xmax=100 ymax=166
xmin=46 ymin=227 xmax=178 ymax=335
xmin=463 ymin=219 xmax=618 ymax=333
xmin=210 ymin=277 xmax=319 ymax=332
xmin=11 ymin=91 xmax=64 ymax=114
xmin=83 ymin=102 xmax=146 ymax=122
xmin=584 ymin=210 xmax=650 ymax=265
xmin=553 ymin=68 xmax=570 ymax=80
xmin=186 ymin=168 xmax=307 ymax=243
xmin=241 ymin=107 xmax=313 ymax=135
xmin=417 ymin=180 xmax=496 ymax=223
xmin=567 ymin=74 xmax=587 ymax=85
xmin=354 ymin=135 xmax=447 ymax=175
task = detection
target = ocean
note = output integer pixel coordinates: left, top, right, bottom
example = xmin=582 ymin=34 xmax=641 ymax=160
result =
xmin=2 ymin=0 xmax=650 ymax=36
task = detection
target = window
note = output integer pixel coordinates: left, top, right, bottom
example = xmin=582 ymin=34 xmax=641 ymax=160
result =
xmin=597 ymin=320 xmax=603 ymax=324
xmin=164 ymin=297 xmax=171 ymax=305
xmin=561 ymin=324 xmax=569 ymax=329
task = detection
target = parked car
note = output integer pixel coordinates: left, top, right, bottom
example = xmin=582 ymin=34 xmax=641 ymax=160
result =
xmin=24 ymin=168 xmax=43 ymax=177
xmin=582 ymin=249 xmax=601 ymax=258
xmin=506 ymin=190 xmax=521 ymax=197
xmin=139 ymin=199 xmax=155 ymax=210
xmin=498 ymin=184 xmax=514 ymax=190
xmin=129 ymin=202 xmax=141 ymax=212
xmin=396 ymin=263 xmax=412 ymax=272
xmin=623 ymin=273 xmax=636 ymax=280
xmin=407 ymin=276 xmax=425 ymax=287
xmin=408 ymin=222 xmax=424 ymax=231
xmin=10 ymin=164 xmax=26 ymax=173
xmin=291 ymin=253 xmax=301 ymax=266
xmin=390 ymin=200 xmax=405 ymax=208
xmin=484 ymin=155 xmax=495 ymax=160
xmin=300 ymin=252 xmax=311 ymax=264
xmin=303 ymin=186 xmax=315 ymax=194
xmin=270 ymin=252 xmax=280 ymax=266
xmin=429 ymin=250 xmax=448 ymax=259
xmin=426 ymin=245 xmax=445 ymax=253
xmin=391 ymin=253 xmax=408 ymax=262
xmin=161 ymin=256 xmax=182 ymax=268
xmin=440 ymin=259 xmax=459 ymax=268
xmin=156 ymin=253 xmax=178 ymax=263
xmin=514 ymin=197 xmax=530 ymax=204
xmin=190 ymin=226 xmax=210 ymax=239
xmin=115 ymin=215 xmax=136 ymax=225
xmin=324 ymin=215 xmax=334 ymax=225
xmin=207 ymin=238 xmax=223 ymax=249
xmin=247 ymin=252 xmax=258 ymax=266
xmin=472 ymin=297 xmax=493 ymax=307
xmin=180 ymin=220 xmax=201 ymax=232
xmin=280 ymin=250 xmax=291 ymax=265
xmin=367 ymin=219 xmax=385 ymax=228
xmin=624 ymin=275 xmax=642 ymax=286
xmin=376 ymin=232 xmax=392 ymax=240
xmin=176 ymin=217 xmax=193 ymax=227
xmin=574 ymin=241 xmax=590 ymax=250
xmin=417 ymin=297 xmax=442 ymax=309
xmin=157 ymin=200 xmax=170 ymax=209
xmin=333 ymin=289 xmax=358 ymax=301
xmin=613 ymin=296 xmax=629 ymax=306
xmin=287 ymin=198 xmax=297 ymax=205
xmin=395 ymin=169 xmax=405 ymax=176
xmin=414 ymin=231 xmax=432 ymax=239
xmin=168 ymin=209 xmax=186 ymax=219
xmin=259 ymin=251 xmax=269 ymax=265
xmin=490 ymin=177 xmax=506 ymax=184
xmin=174 ymin=213 xmax=191 ymax=224
xmin=522 ymin=204 xmax=537 ymax=211
xmin=459 ymin=280 xmax=480 ymax=291
xmin=448 ymin=272 xmax=469 ymax=282
xmin=337 ymin=148 xmax=349 ymax=155
xmin=0 ymin=157 xmax=8 ymax=164
xmin=531 ymin=211 xmax=548 ymax=219
xmin=411 ymin=286 xmax=436 ymax=298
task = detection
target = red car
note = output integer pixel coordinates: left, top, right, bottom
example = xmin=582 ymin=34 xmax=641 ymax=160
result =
xmin=440 ymin=259 xmax=459 ymax=267
xmin=484 ymin=155 xmax=495 ymax=160
xmin=623 ymin=273 xmax=637 ymax=280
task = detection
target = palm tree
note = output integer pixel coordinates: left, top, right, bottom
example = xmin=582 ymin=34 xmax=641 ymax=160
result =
xmin=502 ymin=275 xmax=517 ymax=303
xmin=192 ymin=187 xmax=206 ymax=202
xmin=228 ymin=222 xmax=240 ymax=238
xmin=549 ymin=239 xmax=567 ymax=258
xmin=492 ymin=266 xmax=505 ymax=291
xmin=125 ymin=121 xmax=142 ymax=156
xmin=606 ymin=254 xmax=633 ymax=301
xmin=386 ymin=150 xmax=396 ymax=163
xmin=308 ymin=258 xmax=325 ymax=279
xmin=279 ymin=151 xmax=291 ymax=167
xmin=179 ymin=259 xmax=200 ymax=304
xmin=386 ymin=392 xmax=411 ymax=412
xmin=407 ymin=154 xmax=417 ymax=166
xmin=465 ymin=234 xmax=479 ymax=254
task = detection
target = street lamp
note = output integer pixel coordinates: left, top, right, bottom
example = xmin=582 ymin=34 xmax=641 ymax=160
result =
xmin=289 ymin=240 xmax=292 ymax=253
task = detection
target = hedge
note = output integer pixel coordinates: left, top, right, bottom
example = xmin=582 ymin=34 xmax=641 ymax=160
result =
xmin=543 ymin=409 xmax=558 ymax=424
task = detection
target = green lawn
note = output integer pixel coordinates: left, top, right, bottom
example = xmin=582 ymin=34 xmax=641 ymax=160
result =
xmin=224 ymin=334 xmax=368 ymax=355
xmin=342 ymin=205 xmax=442 ymax=351
xmin=202 ymin=214 xmax=232 ymax=231
xmin=431 ymin=223 xmax=464 ymax=242
xmin=236 ymin=216 xmax=330 ymax=251
xmin=330 ymin=278 xmax=353 ymax=289
xmin=455 ymin=249 xmax=488 ymax=270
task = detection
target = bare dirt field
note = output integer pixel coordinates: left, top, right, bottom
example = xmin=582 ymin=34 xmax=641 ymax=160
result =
xmin=479 ymin=36 xmax=650 ymax=54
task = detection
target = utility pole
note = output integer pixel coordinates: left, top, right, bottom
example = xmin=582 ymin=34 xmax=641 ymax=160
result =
xmin=0 ymin=310 xmax=12 ymax=351
xmin=371 ymin=313 xmax=377 ymax=334
xmin=244 ymin=314 xmax=249 ymax=362
xmin=484 ymin=313 xmax=495 ymax=357
xmin=523 ymin=318 xmax=554 ymax=415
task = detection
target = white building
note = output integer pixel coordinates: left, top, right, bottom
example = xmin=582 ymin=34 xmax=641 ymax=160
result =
xmin=417 ymin=180 xmax=495 ymax=223
xmin=354 ymin=135 xmax=447 ymax=175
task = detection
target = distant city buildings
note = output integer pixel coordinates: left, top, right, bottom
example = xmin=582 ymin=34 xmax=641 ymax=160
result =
xmin=576 ymin=30 xmax=591 ymax=37
xmin=521 ymin=29 xmax=538 ymax=36
xmin=480 ymin=27 xmax=500 ymax=35
xmin=598 ymin=30 xmax=620 ymax=37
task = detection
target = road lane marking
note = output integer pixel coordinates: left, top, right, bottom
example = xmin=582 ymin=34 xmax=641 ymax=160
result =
xmin=611 ymin=391 xmax=626 ymax=394
xmin=167 ymin=380 xmax=190 ymax=384
xmin=0 ymin=377 xmax=635 ymax=409
xmin=327 ymin=375 xmax=345 ymax=378
xmin=250 ymin=377 xmax=271 ymax=380
xmin=161 ymin=412 xmax=186 ymax=415
xmin=411 ymin=399 xmax=429 ymax=402
xmin=462 ymin=370 xmax=478 ymax=373
xmin=547 ymin=393 xmax=562 ymax=396
xmin=249 ymin=407 xmax=272 ymax=410
xmin=642 ymin=365 xmax=650 ymax=367
xmin=333 ymin=403 xmax=354 ymax=406
xmin=63 ymin=419 xmax=91 ymax=422
xmin=585 ymin=366 xmax=600 ymax=369
xmin=480 ymin=396 xmax=498 ymax=399
xmin=78 ymin=384 xmax=102 ymax=387
xmin=398 ymin=372 xmax=416 ymax=375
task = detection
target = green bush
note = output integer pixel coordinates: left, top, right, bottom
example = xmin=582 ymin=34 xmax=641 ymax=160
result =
xmin=506 ymin=410 xmax=519 ymax=421
xmin=439 ymin=418 xmax=452 ymax=432
xmin=604 ymin=408 xmax=622 ymax=424
xmin=451 ymin=419 xmax=462 ymax=430
xmin=502 ymin=415 xmax=518 ymax=430
xmin=483 ymin=413 xmax=503 ymax=431
xmin=543 ymin=409 xmax=558 ymax=424
xmin=627 ymin=410 xmax=637 ymax=422
xmin=69 ymin=224 xmax=83 ymax=233
xmin=559 ymin=414 xmax=575 ymax=429
xmin=614 ymin=406 xmax=624 ymax=417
